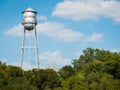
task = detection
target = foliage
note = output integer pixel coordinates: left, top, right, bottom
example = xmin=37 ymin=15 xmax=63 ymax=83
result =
xmin=62 ymin=48 xmax=120 ymax=90
xmin=0 ymin=48 xmax=120 ymax=90
xmin=28 ymin=68 xmax=60 ymax=90
xmin=1 ymin=77 xmax=37 ymax=90
xmin=58 ymin=65 xmax=75 ymax=80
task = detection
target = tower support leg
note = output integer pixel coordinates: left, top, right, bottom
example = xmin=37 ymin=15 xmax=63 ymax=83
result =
xmin=34 ymin=26 xmax=40 ymax=69
xmin=20 ymin=29 xmax=26 ymax=68
xmin=20 ymin=25 xmax=40 ymax=69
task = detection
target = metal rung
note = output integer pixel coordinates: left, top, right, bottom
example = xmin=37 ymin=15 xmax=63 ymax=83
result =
xmin=23 ymin=46 xmax=36 ymax=49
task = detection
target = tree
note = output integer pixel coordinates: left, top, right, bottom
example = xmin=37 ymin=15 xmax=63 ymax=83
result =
xmin=0 ymin=62 xmax=8 ymax=87
xmin=0 ymin=77 xmax=38 ymax=90
xmin=0 ymin=48 xmax=120 ymax=89
xmin=61 ymin=65 xmax=120 ymax=90
xmin=7 ymin=65 xmax=23 ymax=77
xmin=72 ymin=48 xmax=120 ymax=74
xmin=103 ymin=52 xmax=120 ymax=79
xmin=24 ymin=68 xmax=60 ymax=90
xmin=72 ymin=48 xmax=97 ymax=71
xmin=58 ymin=65 xmax=75 ymax=80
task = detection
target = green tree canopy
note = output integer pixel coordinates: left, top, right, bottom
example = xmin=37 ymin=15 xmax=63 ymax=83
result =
xmin=0 ymin=48 xmax=120 ymax=90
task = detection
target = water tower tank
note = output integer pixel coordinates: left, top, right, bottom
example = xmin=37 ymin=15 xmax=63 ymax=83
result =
xmin=22 ymin=7 xmax=37 ymax=30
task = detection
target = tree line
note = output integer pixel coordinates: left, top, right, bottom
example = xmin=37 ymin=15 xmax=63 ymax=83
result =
xmin=0 ymin=48 xmax=120 ymax=90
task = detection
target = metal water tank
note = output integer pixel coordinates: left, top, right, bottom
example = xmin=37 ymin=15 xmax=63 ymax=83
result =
xmin=22 ymin=7 xmax=37 ymax=30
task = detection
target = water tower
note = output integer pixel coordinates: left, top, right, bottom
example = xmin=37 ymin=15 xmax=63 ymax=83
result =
xmin=20 ymin=7 xmax=40 ymax=69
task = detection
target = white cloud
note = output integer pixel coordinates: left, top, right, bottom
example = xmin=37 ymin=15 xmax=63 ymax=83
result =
xmin=52 ymin=0 xmax=120 ymax=23
xmin=7 ymin=61 xmax=38 ymax=70
xmin=9 ymin=62 xmax=29 ymax=70
xmin=85 ymin=33 xmax=103 ymax=42
xmin=110 ymin=48 xmax=120 ymax=53
xmin=4 ymin=22 xmax=84 ymax=42
xmin=22 ymin=62 xmax=39 ymax=70
xmin=4 ymin=24 xmax=23 ymax=36
xmin=40 ymin=51 xmax=71 ymax=70
xmin=2 ymin=58 xmax=48 ymax=70
xmin=37 ymin=15 xmax=47 ymax=21
xmin=37 ymin=22 xmax=84 ymax=42
xmin=4 ymin=22 xmax=103 ymax=43
xmin=1 ymin=51 xmax=71 ymax=70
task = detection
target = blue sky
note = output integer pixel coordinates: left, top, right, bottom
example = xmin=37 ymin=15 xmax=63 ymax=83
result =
xmin=0 ymin=0 xmax=120 ymax=70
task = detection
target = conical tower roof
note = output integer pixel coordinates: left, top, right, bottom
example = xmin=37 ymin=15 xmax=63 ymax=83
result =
xmin=22 ymin=7 xmax=37 ymax=13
